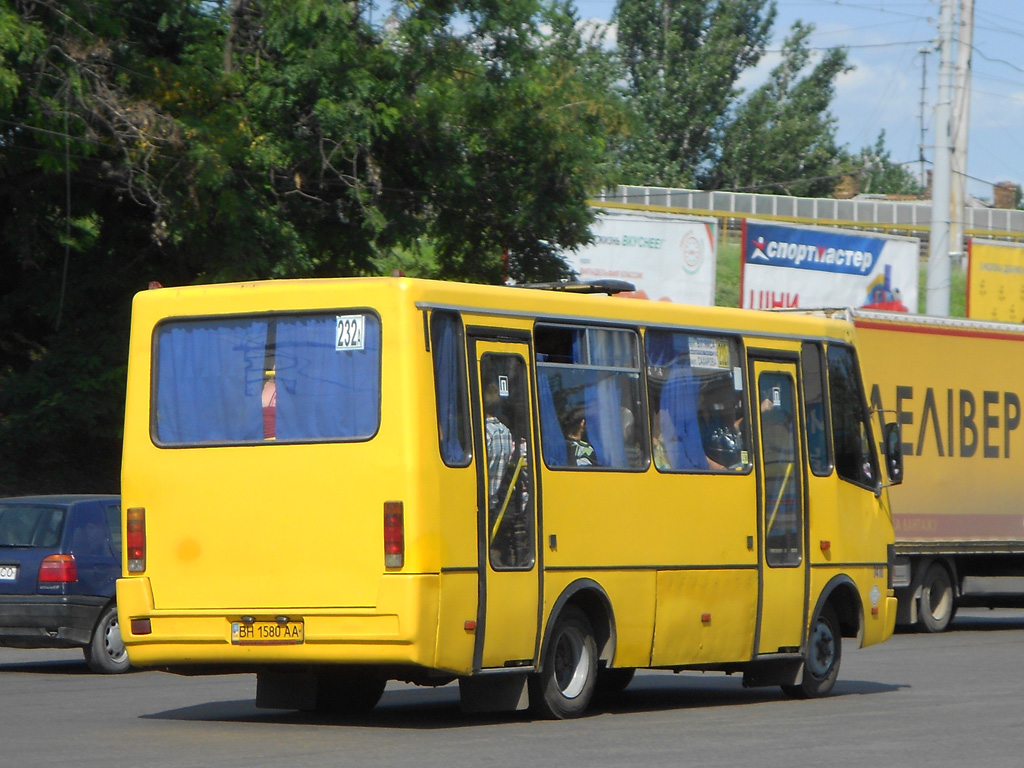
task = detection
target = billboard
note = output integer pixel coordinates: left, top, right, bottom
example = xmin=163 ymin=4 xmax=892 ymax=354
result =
xmin=967 ymin=239 xmax=1024 ymax=322
xmin=741 ymin=220 xmax=919 ymax=312
xmin=562 ymin=210 xmax=718 ymax=305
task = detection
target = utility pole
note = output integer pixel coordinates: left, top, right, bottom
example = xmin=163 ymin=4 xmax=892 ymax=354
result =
xmin=950 ymin=0 xmax=974 ymax=269
xmin=918 ymin=47 xmax=931 ymax=191
xmin=927 ymin=0 xmax=955 ymax=316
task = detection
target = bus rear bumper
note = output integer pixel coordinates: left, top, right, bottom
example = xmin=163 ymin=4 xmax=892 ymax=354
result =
xmin=116 ymin=574 xmax=440 ymax=670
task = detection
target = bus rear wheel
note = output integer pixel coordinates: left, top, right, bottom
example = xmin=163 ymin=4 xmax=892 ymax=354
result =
xmin=918 ymin=563 xmax=956 ymax=633
xmin=529 ymin=606 xmax=597 ymax=719
xmin=782 ymin=603 xmax=841 ymax=699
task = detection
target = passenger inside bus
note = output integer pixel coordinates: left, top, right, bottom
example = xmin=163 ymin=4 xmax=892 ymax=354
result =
xmin=562 ymin=405 xmax=596 ymax=466
xmin=656 ymin=364 xmax=716 ymax=470
xmin=621 ymin=407 xmax=644 ymax=468
xmin=483 ymin=384 xmax=514 ymax=508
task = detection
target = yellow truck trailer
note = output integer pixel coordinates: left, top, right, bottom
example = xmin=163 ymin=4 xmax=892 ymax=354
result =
xmin=854 ymin=309 xmax=1024 ymax=631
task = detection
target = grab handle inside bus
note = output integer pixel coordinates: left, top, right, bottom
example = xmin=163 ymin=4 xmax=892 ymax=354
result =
xmin=490 ymin=455 xmax=526 ymax=545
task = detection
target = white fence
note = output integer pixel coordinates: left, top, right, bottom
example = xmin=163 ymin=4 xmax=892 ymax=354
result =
xmin=598 ymin=186 xmax=1024 ymax=239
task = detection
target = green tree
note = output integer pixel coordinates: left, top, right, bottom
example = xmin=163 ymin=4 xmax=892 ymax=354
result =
xmin=615 ymin=0 xmax=776 ymax=187
xmin=372 ymin=1 xmax=626 ymax=281
xmin=157 ymin=0 xmax=626 ymax=284
xmin=844 ymin=131 xmax=923 ymax=196
xmin=0 ymin=0 xmax=626 ymax=492
xmin=702 ymin=21 xmax=849 ymax=196
xmin=1 ymin=0 xmax=196 ymax=492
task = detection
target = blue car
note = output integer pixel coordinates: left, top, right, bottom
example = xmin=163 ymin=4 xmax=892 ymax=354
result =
xmin=0 ymin=495 xmax=128 ymax=673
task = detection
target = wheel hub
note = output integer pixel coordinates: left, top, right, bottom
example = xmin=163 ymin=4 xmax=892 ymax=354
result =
xmin=807 ymin=619 xmax=835 ymax=679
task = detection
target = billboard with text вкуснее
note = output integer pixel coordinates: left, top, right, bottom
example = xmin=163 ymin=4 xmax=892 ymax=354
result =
xmin=562 ymin=210 xmax=718 ymax=305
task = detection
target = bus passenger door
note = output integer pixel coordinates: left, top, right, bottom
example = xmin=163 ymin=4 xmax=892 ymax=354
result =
xmin=751 ymin=359 xmax=807 ymax=655
xmin=471 ymin=339 xmax=540 ymax=670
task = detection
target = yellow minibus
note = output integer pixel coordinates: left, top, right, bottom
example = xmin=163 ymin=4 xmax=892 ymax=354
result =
xmin=118 ymin=277 xmax=902 ymax=718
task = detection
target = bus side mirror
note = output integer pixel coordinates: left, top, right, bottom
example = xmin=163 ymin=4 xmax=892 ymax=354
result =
xmin=883 ymin=422 xmax=903 ymax=485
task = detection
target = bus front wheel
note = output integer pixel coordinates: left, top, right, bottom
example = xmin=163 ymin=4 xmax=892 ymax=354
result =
xmin=782 ymin=603 xmax=842 ymax=699
xmin=529 ymin=606 xmax=597 ymax=719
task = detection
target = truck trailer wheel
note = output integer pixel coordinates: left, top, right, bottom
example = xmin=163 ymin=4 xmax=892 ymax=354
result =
xmin=918 ymin=563 xmax=956 ymax=633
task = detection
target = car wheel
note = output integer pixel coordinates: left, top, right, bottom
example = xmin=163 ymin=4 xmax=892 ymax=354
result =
xmin=84 ymin=603 xmax=130 ymax=674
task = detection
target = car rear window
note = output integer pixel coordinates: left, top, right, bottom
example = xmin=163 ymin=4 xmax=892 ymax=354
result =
xmin=153 ymin=312 xmax=382 ymax=445
xmin=0 ymin=505 xmax=66 ymax=548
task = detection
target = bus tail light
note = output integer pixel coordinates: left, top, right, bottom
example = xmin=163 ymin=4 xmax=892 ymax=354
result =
xmin=38 ymin=554 xmax=77 ymax=583
xmin=131 ymin=618 xmax=152 ymax=636
xmin=384 ymin=501 xmax=404 ymax=568
xmin=127 ymin=507 xmax=146 ymax=573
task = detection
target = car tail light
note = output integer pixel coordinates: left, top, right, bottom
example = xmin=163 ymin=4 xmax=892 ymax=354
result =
xmin=384 ymin=501 xmax=404 ymax=568
xmin=38 ymin=554 xmax=77 ymax=583
xmin=126 ymin=507 xmax=146 ymax=573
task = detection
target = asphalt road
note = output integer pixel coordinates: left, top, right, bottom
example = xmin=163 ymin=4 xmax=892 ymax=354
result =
xmin=3 ymin=608 xmax=1023 ymax=768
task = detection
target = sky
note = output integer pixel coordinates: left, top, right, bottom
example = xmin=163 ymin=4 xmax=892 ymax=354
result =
xmin=573 ymin=1 xmax=1024 ymax=202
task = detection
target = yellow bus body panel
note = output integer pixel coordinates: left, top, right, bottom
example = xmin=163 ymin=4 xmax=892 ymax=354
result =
xmin=651 ymin=570 xmax=758 ymax=665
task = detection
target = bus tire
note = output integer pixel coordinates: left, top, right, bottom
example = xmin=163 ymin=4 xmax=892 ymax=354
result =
xmin=782 ymin=603 xmax=841 ymax=699
xmin=918 ymin=563 xmax=956 ymax=633
xmin=529 ymin=606 xmax=598 ymax=719
xmin=84 ymin=603 xmax=130 ymax=674
xmin=315 ymin=670 xmax=386 ymax=716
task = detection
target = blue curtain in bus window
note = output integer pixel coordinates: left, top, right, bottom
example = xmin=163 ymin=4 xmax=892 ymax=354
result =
xmin=660 ymin=365 xmax=709 ymax=470
xmin=432 ymin=314 xmax=470 ymax=464
xmin=274 ymin=315 xmax=380 ymax=440
xmin=155 ymin=319 xmax=267 ymax=443
xmin=589 ymin=328 xmax=633 ymax=368
xmin=537 ymin=370 xmax=568 ymax=466
xmin=589 ymin=329 xmax=634 ymax=468
xmin=584 ymin=373 xmax=627 ymax=468
xmin=645 ymin=329 xmax=688 ymax=368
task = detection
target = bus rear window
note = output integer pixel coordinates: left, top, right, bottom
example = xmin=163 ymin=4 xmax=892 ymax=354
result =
xmin=154 ymin=313 xmax=381 ymax=445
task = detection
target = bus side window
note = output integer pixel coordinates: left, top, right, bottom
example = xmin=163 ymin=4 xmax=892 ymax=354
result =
xmin=826 ymin=344 xmax=878 ymax=488
xmin=535 ymin=324 xmax=647 ymax=471
xmin=801 ymin=342 xmax=832 ymax=476
xmin=758 ymin=372 xmax=801 ymax=566
xmin=480 ymin=354 xmax=535 ymax=571
xmin=431 ymin=311 xmax=472 ymax=467
xmin=646 ymin=329 xmax=748 ymax=472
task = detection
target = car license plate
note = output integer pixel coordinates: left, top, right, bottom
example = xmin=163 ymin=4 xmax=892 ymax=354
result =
xmin=231 ymin=620 xmax=303 ymax=645
xmin=0 ymin=565 xmax=17 ymax=581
